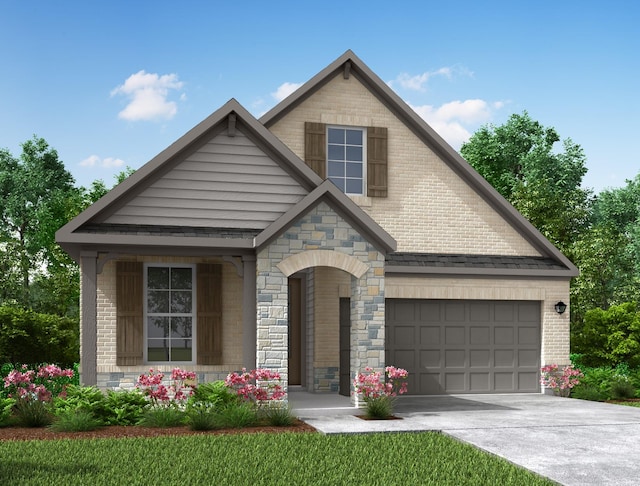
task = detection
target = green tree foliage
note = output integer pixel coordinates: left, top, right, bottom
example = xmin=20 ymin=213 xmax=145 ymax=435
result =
xmin=0 ymin=137 xmax=79 ymax=306
xmin=460 ymin=112 xmax=592 ymax=253
xmin=575 ymin=303 xmax=640 ymax=368
xmin=0 ymin=304 xmax=79 ymax=367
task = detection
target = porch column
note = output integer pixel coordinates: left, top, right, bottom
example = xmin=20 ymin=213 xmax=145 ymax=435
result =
xmin=242 ymin=255 xmax=257 ymax=370
xmin=350 ymin=254 xmax=386 ymax=407
xmin=80 ymin=251 xmax=98 ymax=386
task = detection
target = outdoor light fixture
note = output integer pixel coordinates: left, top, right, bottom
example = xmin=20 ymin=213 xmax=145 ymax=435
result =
xmin=554 ymin=301 xmax=567 ymax=314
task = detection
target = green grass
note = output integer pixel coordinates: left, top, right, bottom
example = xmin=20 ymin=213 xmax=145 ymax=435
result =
xmin=0 ymin=432 xmax=553 ymax=485
xmin=608 ymin=400 xmax=640 ymax=408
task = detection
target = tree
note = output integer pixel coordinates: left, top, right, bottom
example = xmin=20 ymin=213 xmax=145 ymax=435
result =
xmin=460 ymin=112 xmax=592 ymax=253
xmin=0 ymin=137 xmax=79 ymax=306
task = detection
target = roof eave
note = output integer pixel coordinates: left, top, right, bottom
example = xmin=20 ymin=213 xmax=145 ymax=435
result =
xmin=385 ymin=265 xmax=579 ymax=279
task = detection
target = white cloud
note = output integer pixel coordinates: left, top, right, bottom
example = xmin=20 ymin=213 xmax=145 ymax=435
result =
xmin=80 ymin=155 xmax=125 ymax=168
xmin=111 ymin=71 xmax=184 ymax=121
xmin=409 ymin=99 xmax=504 ymax=149
xmin=271 ymin=82 xmax=303 ymax=102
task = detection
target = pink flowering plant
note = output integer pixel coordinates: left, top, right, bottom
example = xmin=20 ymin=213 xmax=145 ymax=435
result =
xmin=540 ymin=364 xmax=583 ymax=397
xmin=353 ymin=366 xmax=409 ymax=419
xmin=136 ymin=368 xmax=197 ymax=407
xmin=225 ymin=368 xmax=286 ymax=405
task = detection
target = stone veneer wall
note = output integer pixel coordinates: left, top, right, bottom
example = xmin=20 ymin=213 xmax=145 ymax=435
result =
xmin=257 ymin=201 xmax=385 ymax=403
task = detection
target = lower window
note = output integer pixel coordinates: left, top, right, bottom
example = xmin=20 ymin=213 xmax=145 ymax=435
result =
xmin=145 ymin=264 xmax=195 ymax=363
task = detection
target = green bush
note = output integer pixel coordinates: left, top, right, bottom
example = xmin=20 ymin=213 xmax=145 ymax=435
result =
xmin=217 ymin=402 xmax=258 ymax=429
xmin=262 ymin=404 xmax=296 ymax=427
xmin=185 ymin=403 xmax=221 ymax=431
xmin=0 ymin=397 xmax=15 ymax=426
xmin=610 ymin=378 xmax=636 ymax=400
xmin=571 ymin=384 xmax=608 ymax=401
xmin=53 ymin=385 xmax=106 ymax=418
xmin=0 ymin=305 xmax=79 ymax=367
xmin=13 ymin=398 xmax=53 ymax=427
xmin=50 ymin=409 xmax=102 ymax=432
xmin=187 ymin=380 xmax=237 ymax=408
xmin=101 ymin=389 xmax=148 ymax=426
xmin=139 ymin=405 xmax=185 ymax=428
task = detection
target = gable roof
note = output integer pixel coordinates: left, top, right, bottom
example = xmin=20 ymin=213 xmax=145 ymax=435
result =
xmin=56 ymin=99 xmax=325 ymax=259
xmin=261 ymin=50 xmax=578 ymax=276
xmin=255 ymin=179 xmax=397 ymax=254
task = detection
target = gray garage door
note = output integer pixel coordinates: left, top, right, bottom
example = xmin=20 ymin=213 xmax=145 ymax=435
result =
xmin=386 ymin=300 xmax=540 ymax=394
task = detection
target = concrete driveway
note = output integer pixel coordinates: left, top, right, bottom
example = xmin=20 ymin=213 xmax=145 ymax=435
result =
xmin=290 ymin=392 xmax=640 ymax=486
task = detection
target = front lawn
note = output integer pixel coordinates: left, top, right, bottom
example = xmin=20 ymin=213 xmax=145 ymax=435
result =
xmin=0 ymin=431 xmax=553 ymax=485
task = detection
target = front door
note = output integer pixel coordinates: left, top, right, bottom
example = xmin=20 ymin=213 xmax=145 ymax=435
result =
xmin=288 ymin=278 xmax=302 ymax=386
xmin=339 ymin=297 xmax=350 ymax=396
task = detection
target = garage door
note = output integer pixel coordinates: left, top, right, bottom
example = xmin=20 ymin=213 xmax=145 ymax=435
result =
xmin=386 ymin=300 xmax=540 ymax=394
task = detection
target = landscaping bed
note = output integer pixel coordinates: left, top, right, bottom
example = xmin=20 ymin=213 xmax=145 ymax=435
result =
xmin=0 ymin=419 xmax=316 ymax=441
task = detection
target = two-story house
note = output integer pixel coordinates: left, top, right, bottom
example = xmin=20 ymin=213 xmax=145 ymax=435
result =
xmin=56 ymin=50 xmax=578 ymax=400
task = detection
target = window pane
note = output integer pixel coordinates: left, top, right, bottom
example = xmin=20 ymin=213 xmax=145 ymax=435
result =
xmin=346 ymin=178 xmax=363 ymax=195
xmin=345 ymin=129 xmax=362 ymax=145
xmin=170 ymin=340 xmax=192 ymax=362
xmin=148 ymin=291 xmax=169 ymax=313
xmin=328 ymin=161 xmax=344 ymax=177
xmin=171 ymin=291 xmax=192 ymax=313
xmin=327 ymin=144 xmax=344 ymax=161
xmin=148 ymin=339 xmax=169 ymax=361
xmin=148 ymin=267 xmax=169 ymax=289
xmin=171 ymin=268 xmax=192 ymax=290
xmin=329 ymin=177 xmax=345 ymax=192
xmin=346 ymin=162 xmax=363 ymax=178
xmin=171 ymin=317 xmax=192 ymax=338
xmin=148 ymin=317 xmax=169 ymax=338
xmin=327 ymin=128 xmax=344 ymax=144
xmin=345 ymin=146 xmax=363 ymax=162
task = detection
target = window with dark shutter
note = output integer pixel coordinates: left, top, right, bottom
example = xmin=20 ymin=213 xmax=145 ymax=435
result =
xmin=304 ymin=121 xmax=327 ymax=178
xmin=367 ymin=126 xmax=388 ymax=197
xmin=116 ymin=261 xmax=144 ymax=366
xmin=197 ymin=263 xmax=223 ymax=365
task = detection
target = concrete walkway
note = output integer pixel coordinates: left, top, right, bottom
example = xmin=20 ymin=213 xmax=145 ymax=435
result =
xmin=289 ymin=391 xmax=640 ymax=486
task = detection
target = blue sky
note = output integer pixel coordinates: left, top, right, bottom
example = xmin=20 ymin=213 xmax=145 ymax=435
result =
xmin=1 ymin=0 xmax=637 ymax=194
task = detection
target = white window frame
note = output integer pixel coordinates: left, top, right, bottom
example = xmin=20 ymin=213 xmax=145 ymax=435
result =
xmin=327 ymin=125 xmax=367 ymax=196
xmin=143 ymin=263 xmax=197 ymax=365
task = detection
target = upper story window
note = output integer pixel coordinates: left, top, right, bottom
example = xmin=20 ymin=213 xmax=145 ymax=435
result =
xmin=145 ymin=264 xmax=195 ymax=363
xmin=327 ymin=127 xmax=366 ymax=195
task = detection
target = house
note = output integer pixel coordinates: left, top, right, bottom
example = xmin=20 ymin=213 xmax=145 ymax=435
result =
xmin=56 ymin=50 xmax=578 ymax=401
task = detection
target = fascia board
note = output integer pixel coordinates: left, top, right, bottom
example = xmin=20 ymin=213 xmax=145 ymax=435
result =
xmin=385 ymin=265 xmax=579 ymax=278
xmin=58 ymin=232 xmax=254 ymax=249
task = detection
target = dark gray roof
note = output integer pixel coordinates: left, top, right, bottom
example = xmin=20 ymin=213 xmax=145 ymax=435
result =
xmin=77 ymin=224 xmax=260 ymax=239
xmin=386 ymin=253 xmax=573 ymax=277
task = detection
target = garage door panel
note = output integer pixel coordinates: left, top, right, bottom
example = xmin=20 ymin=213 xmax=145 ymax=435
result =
xmin=421 ymin=326 xmax=440 ymax=345
xmin=470 ymin=372 xmax=490 ymax=392
xmin=445 ymin=327 xmax=465 ymax=345
xmin=495 ymin=327 xmax=514 ymax=345
xmin=470 ymin=349 xmax=490 ymax=367
xmin=470 ymin=326 xmax=490 ymax=344
xmin=518 ymin=327 xmax=538 ymax=345
xmin=421 ymin=349 xmax=441 ymax=368
xmin=495 ymin=349 xmax=515 ymax=367
xmin=445 ymin=373 xmax=465 ymax=392
xmin=387 ymin=299 xmax=540 ymax=394
xmin=445 ymin=349 xmax=466 ymax=367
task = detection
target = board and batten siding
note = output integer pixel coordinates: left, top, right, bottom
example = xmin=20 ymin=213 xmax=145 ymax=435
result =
xmin=103 ymin=129 xmax=309 ymax=229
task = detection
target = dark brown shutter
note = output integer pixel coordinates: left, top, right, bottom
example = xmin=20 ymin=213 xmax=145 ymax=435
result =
xmin=367 ymin=126 xmax=388 ymax=197
xmin=304 ymin=121 xmax=326 ymax=178
xmin=116 ymin=261 xmax=143 ymax=366
xmin=197 ymin=263 xmax=222 ymax=365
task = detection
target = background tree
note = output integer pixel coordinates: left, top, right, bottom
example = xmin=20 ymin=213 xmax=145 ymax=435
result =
xmin=460 ymin=112 xmax=592 ymax=253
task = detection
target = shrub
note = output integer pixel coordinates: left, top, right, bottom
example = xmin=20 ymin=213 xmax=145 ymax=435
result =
xmin=217 ymin=402 xmax=258 ymax=429
xmin=0 ymin=397 xmax=15 ymax=426
xmin=540 ymin=364 xmax=583 ymax=397
xmin=185 ymin=403 xmax=221 ymax=431
xmin=50 ymin=409 xmax=102 ymax=432
xmin=610 ymin=378 xmax=636 ymax=400
xmin=139 ymin=405 xmax=185 ymax=428
xmin=53 ymin=385 xmax=106 ymax=418
xmin=188 ymin=380 xmax=237 ymax=408
xmin=13 ymin=397 xmax=53 ymax=427
xmin=571 ymin=384 xmax=608 ymax=401
xmin=353 ymin=366 xmax=409 ymax=419
xmin=225 ymin=368 xmax=286 ymax=404
xmin=136 ymin=368 xmax=196 ymax=406
xmin=262 ymin=404 xmax=296 ymax=427
xmin=102 ymin=389 xmax=148 ymax=426
xmin=0 ymin=305 xmax=79 ymax=366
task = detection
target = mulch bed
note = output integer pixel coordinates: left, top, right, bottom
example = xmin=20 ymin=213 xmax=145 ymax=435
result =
xmin=0 ymin=419 xmax=316 ymax=441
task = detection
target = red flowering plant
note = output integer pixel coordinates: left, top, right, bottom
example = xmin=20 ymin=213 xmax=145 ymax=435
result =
xmin=353 ymin=366 xmax=409 ymax=419
xmin=3 ymin=364 xmax=74 ymax=402
xmin=540 ymin=364 xmax=583 ymax=397
xmin=136 ymin=368 xmax=197 ymax=407
xmin=225 ymin=368 xmax=286 ymax=406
